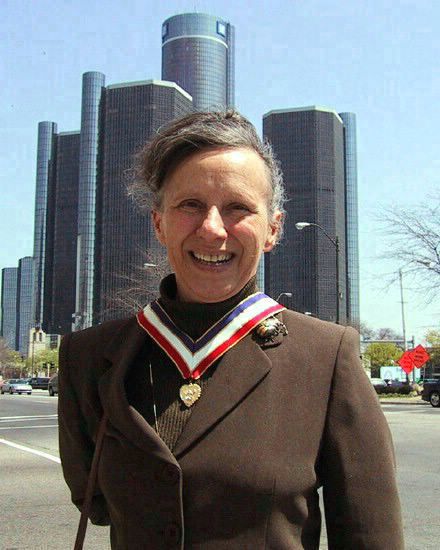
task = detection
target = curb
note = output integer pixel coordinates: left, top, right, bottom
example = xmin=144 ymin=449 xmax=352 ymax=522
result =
xmin=379 ymin=399 xmax=429 ymax=405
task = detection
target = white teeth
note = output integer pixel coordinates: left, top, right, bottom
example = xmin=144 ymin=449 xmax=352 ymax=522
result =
xmin=193 ymin=252 xmax=232 ymax=263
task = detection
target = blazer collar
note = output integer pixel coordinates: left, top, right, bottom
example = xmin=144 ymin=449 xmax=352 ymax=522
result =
xmin=99 ymin=317 xmax=177 ymax=464
xmin=98 ymin=313 xmax=285 ymax=461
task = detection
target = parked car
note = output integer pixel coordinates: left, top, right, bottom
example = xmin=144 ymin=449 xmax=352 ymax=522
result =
xmin=28 ymin=376 xmax=51 ymax=390
xmin=1 ymin=379 xmax=32 ymax=395
xmin=421 ymin=379 xmax=440 ymax=408
xmin=48 ymin=374 xmax=58 ymax=396
xmin=370 ymin=377 xmax=387 ymax=387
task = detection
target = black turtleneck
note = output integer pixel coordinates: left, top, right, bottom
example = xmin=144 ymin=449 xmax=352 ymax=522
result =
xmin=125 ymin=274 xmax=258 ymax=451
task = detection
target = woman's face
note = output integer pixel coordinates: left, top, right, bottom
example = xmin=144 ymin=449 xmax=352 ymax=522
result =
xmin=152 ymin=147 xmax=281 ymax=303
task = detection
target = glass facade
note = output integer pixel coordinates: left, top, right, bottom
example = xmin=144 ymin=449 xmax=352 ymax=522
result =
xmin=1 ymin=267 xmax=18 ymax=349
xmin=32 ymin=121 xmax=57 ymax=329
xmin=96 ymin=80 xmax=193 ymax=322
xmin=17 ymin=257 xmax=34 ymax=356
xmin=162 ymin=13 xmax=234 ymax=110
xmin=339 ymin=112 xmax=360 ymax=330
xmin=48 ymin=132 xmax=80 ymax=335
xmin=75 ymin=71 xmax=105 ymax=330
xmin=263 ymin=107 xmax=347 ymax=324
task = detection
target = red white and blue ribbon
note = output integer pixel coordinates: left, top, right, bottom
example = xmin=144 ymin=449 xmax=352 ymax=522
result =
xmin=136 ymin=293 xmax=285 ymax=380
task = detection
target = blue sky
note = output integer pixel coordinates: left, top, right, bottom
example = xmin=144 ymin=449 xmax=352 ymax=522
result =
xmin=2 ymin=0 xmax=439 ymax=342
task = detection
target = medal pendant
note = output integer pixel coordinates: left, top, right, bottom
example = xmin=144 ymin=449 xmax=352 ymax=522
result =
xmin=179 ymin=382 xmax=202 ymax=408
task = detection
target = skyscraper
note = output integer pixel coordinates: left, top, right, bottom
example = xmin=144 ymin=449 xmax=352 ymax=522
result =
xmin=339 ymin=112 xmax=360 ymax=330
xmin=263 ymin=106 xmax=348 ymax=324
xmin=32 ymin=121 xmax=57 ymax=329
xmin=48 ymin=131 xmax=80 ymax=335
xmin=162 ymin=13 xmax=235 ymax=110
xmin=1 ymin=267 xmax=18 ymax=349
xmin=96 ymin=80 xmax=193 ymax=322
xmin=17 ymin=256 xmax=34 ymax=356
xmin=75 ymin=71 xmax=106 ymax=331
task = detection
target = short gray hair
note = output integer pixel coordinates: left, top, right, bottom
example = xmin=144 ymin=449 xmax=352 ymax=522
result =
xmin=129 ymin=110 xmax=286 ymax=237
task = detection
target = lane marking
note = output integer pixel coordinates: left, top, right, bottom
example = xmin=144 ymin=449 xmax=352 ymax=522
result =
xmin=0 ymin=414 xmax=58 ymax=422
xmin=0 ymin=438 xmax=61 ymax=463
xmin=0 ymin=424 xmax=58 ymax=430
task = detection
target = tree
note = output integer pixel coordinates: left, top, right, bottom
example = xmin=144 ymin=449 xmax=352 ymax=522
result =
xmin=376 ymin=327 xmax=403 ymax=341
xmin=425 ymin=329 xmax=440 ymax=369
xmin=359 ymin=322 xmax=376 ymax=341
xmin=0 ymin=337 xmax=12 ymax=365
xmin=364 ymin=342 xmax=402 ymax=377
xmin=28 ymin=348 xmax=59 ymax=376
xmin=0 ymin=340 xmax=26 ymax=378
xmin=378 ymin=199 xmax=440 ymax=300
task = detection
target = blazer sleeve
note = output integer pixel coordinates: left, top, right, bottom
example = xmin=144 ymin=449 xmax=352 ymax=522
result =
xmin=58 ymin=332 xmax=110 ymax=526
xmin=318 ymin=326 xmax=404 ymax=549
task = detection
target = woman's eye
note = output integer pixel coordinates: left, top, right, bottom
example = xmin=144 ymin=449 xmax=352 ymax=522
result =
xmin=229 ymin=203 xmax=251 ymax=213
xmin=179 ymin=200 xmax=203 ymax=211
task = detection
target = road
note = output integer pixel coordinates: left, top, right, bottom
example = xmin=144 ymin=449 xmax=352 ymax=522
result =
xmin=0 ymin=391 xmax=108 ymax=549
xmin=0 ymin=394 xmax=438 ymax=549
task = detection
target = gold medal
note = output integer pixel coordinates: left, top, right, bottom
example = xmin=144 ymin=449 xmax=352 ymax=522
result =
xmin=179 ymin=382 xmax=202 ymax=408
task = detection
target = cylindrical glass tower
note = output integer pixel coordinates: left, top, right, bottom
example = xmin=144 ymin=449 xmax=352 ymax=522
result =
xmin=75 ymin=71 xmax=105 ymax=330
xmin=339 ymin=112 xmax=360 ymax=330
xmin=161 ymin=13 xmax=235 ymax=111
xmin=32 ymin=121 xmax=57 ymax=329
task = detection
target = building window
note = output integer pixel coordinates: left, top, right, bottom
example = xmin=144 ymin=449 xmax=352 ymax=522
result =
xmin=217 ymin=21 xmax=226 ymax=37
xmin=162 ymin=23 xmax=168 ymax=40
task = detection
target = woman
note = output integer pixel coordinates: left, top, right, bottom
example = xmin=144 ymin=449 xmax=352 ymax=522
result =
xmin=58 ymin=110 xmax=404 ymax=549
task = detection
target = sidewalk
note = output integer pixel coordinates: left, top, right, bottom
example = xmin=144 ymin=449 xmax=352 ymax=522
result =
xmin=379 ymin=395 xmax=429 ymax=405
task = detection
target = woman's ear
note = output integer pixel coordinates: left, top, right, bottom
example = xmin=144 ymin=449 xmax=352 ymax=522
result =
xmin=152 ymin=210 xmax=166 ymax=246
xmin=263 ymin=210 xmax=282 ymax=252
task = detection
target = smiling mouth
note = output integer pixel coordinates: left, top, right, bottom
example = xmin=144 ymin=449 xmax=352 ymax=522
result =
xmin=191 ymin=252 xmax=233 ymax=265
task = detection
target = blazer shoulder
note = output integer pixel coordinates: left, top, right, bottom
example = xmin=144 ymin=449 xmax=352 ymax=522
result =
xmin=281 ymin=309 xmax=359 ymax=346
xmin=61 ymin=316 xmax=137 ymax=351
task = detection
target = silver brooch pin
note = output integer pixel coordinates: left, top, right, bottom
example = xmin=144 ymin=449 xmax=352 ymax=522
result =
xmin=255 ymin=317 xmax=288 ymax=342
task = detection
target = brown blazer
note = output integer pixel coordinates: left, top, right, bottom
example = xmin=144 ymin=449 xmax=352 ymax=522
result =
xmin=58 ymin=310 xmax=404 ymax=549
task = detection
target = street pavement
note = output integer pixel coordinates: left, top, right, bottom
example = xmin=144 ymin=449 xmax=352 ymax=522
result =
xmin=0 ymin=390 xmax=438 ymax=549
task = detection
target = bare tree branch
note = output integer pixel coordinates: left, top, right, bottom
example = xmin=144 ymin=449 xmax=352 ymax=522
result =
xmin=377 ymin=196 xmax=440 ymax=300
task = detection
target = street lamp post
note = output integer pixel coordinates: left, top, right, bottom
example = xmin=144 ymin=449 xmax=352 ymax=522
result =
xmin=276 ymin=292 xmax=293 ymax=303
xmin=295 ymin=222 xmax=341 ymax=324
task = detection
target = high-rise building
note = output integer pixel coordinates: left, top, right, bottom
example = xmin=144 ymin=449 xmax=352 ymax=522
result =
xmin=339 ymin=112 xmax=360 ymax=330
xmin=162 ymin=13 xmax=235 ymax=110
xmin=27 ymin=12 xmax=235 ymax=333
xmin=17 ymin=256 xmax=34 ymax=356
xmin=47 ymin=131 xmax=81 ymax=335
xmin=263 ymin=106 xmax=348 ymax=324
xmin=32 ymin=121 xmax=57 ymax=329
xmin=75 ymin=71 xmax=106 ymax=331
xmin=1 ymin=267 xmax=18 ymax=349
xmin=96 ymin=80 xmax=193 ymax=322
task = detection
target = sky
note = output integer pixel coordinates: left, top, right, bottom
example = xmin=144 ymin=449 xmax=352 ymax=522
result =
xmin=2 ymin=0 xmax=439 ymax=343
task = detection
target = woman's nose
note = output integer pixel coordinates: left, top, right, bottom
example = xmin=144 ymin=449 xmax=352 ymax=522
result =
xmin=196 ymin=207 xmax=228 ymax=240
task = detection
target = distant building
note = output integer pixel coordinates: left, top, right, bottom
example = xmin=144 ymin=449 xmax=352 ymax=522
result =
xmin=96 ymin=80 xmax=193 ymax=322
xmin=339 ymin=112 xmax=360 ymax=330
xmin=75 ymin=71 xmax=106 ymax=331
xmin=27 ymin=327 xmax=61 ymax=358
xmin=263 ymin=106 xmax=348 ymax=324
xmin=162 ymin=12 xmax=235 ymax=110
xmin=27 ymin=11 xmax=235 ymax=333
xmin=32 ymin=121 xmax=57 ymax=329
xmin=1 ymin=267 xmax=18 ymax=349
xmin=17 ymin=257 xmax=34 ymax=356
xmin=47 ymin=132 xmax=80 ymax=335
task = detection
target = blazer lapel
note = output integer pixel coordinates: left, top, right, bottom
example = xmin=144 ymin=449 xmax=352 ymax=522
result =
xmin=99 ymin=317 xmax=177 ymax=464
xmin=173 ymin=334 xmax=273 ymax=458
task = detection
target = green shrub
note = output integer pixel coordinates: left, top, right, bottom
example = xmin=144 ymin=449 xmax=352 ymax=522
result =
xmin=374 ymin=385 xmax=412 ymax=395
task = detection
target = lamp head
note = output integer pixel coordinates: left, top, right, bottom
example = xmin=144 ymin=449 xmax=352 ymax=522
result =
xmin=295 ymin=222 xmax=311 ymax=230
